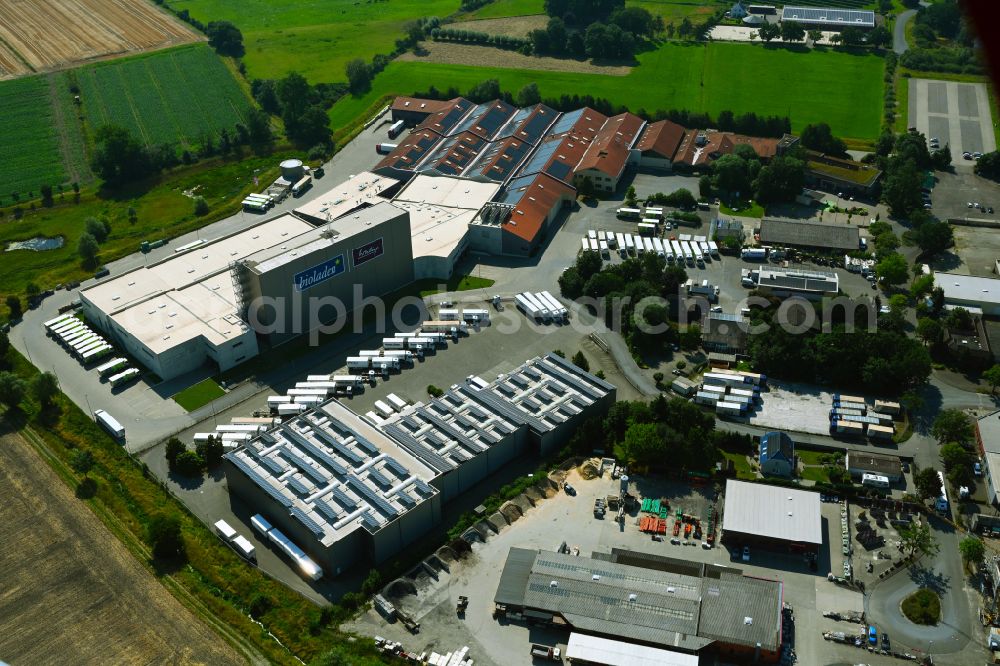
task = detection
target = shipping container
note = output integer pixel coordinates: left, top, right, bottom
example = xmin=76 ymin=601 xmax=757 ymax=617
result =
xmin=833 ymin=394 xmax=866 ymax=404
xmin=462 ymin=309 xmax=490 ymax=322
xmin=277 ymin=403 xmax=308 ymax=415
xmin=874 ymin=400 xmax=901 ymax=416
xmin=375 ymin=142 xmax=397 ymax=155
xmin=232 ymin=535 xmax=256 ymax=560
xmin=192 ymin=433 xmax=215 ymax=443
xmin=332 ymin=375 xmax=362 ymax=386
xmin=581 ymin=237 xmax=590 ymax=252
xmin=599 ymin=240 xmax=609 ymax=257
xmin=708 ymin=241 xmax=720 ymax=258
xmin=521 ymin=292 xmax=551 ymax=321
xmin=605 ymin=232 xmax=617 ymax=248
xmin=615 ymin=233 xmax=627 ymax=256
xmin=96 ymin=357 xmax=128 ymax=378
xmin=346 ymin=356 xmax=372 ymax=369
xmin=267 ymin=395 xmax=292 ymax=408
xmin=231 ymin=417 xmax=277 ymax=426
xmin=383 ymin=337 xmax=406 ymax=350
xmin=643 ymin=237 xmax=656 ymax=254
xmin=830 ymin=419 xmax=864 ymax=436
xmin=638 ymin=222 xmax=657 ymax=236
xmin=214 ymin=424 xmax=266 ymax=434
xmin=694 ymin=391 xmax=720 ymax=406
xmin=830 ymin=408 xmax=865 ymax=419
xmin=634 ymin=234 xmax=645 ymax=255
xmin=616 ymin=207 xmax=642 ymax=220
xmin=287 ymin=388 xmax=330 ymax=397
xmin=381 ymin=350 xmax=413 ymax=363
xmin=388 ymin=119 xmax=405 ymax=138
xmin=652 ymin=237 xmax=666 ymax=256
xmin=538 ymin=291 xmax=568 ymax=320
xmin=293 ymin=395 xmax=325 ymax=406
xmin=624 ymin=234 xmax=635 ymax=253
xmin=44 ymin=313 xmax=75 ymax=329
xmin=867 ymin=424 xmax=895 ymax=440
xmin=644 ymin=207 xmax=664 ymax=219
xmin=422 ymin=320 xmax=464 ymax=333
xmin=727 ymin=387 xmax=759 ymax=400
xmin=589 ymin=238 xmax=600 ymax=252
xmin=700 ymin=384 xmax=728 ymax=395
xmin=242 ymin=199 xmax=267 ymax=212
xmin=833 ymin=400 xmax=867 ymax=412
xmin=215 ymin=519 xmax=238 ymax=541
xmin=862 ymin=473 xmax=890 ymax=488
xmin=292 ymin=174 xmax=312 ymax=197
xmin=94 ymin=409 xmax=125 ymax=439
xmin=81 ymin=344 xmax=113 ymax=363
xmin=716 ymin=401 xmax=747 ymax=415
xmin=109 ymin=368 xmax=139 ymax=387
xmin=386 ymin=393 xmax=408 ymax=412
xmin=741 ymin=247 xmax=767 ymax=261
xmin=358 ymin=350 xmax=382 ymax=358
xmin=703 ymin=372 xmax=749 ymax=387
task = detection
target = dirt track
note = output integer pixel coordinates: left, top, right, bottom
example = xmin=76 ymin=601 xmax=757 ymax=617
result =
xmin=0 ymin=432 xmax=244 ymax=665
xmin=401 ymin=41 xmax=632 ymax=76
xmin=0 ymin=0 xmax=200 ymax=79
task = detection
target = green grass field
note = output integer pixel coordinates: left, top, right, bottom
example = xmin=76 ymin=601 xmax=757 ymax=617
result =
xmin=167 ymin=0 xmax=461 ymax=83
xmin=417 ymin=274 xmax=495 ymax=296
xmin=459 ymin=0 xmax=544 ymax=19
xmin=330 ymin=42 xmax=884 ymax=141
xmin=0 ymin=76 xmax=68 ymax=195
xmin=77 ymin=44 xmax=252 ymax=150
xmin=172 ymin=378 xmax=226 ymax=410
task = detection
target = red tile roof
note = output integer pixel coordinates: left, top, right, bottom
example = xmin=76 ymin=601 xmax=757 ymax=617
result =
xmin=575 ymin=112 xmax=645 ymax=179
xmin=391 ymin=96 xmax=457 ymax=114
xmin=501 ymin=173 xmax=575 ymax=243
xmin=635 ymin=119 xmax=686 ymax=160
xmin=674 ymin=129 xmax=781 ymax=167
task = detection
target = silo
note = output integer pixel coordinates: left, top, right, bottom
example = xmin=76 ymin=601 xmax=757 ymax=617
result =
xmin=280 ymin=158 xmax=304 ymax=182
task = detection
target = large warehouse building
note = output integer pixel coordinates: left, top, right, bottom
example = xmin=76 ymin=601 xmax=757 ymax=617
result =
xmin=494 ymin=547 xmax=784 ymax=663
xmin=224 ymin=353 xmax=615 ymax=574
xmin=937 ymin=272 xmax=1000 ymax=316
xmin=81 ymin=203 xmax=415 ymax=379
xmin=232 ymin=202 xmax=414 ymax=344
xmin=722 ymin=479 xmax=822 ymax=553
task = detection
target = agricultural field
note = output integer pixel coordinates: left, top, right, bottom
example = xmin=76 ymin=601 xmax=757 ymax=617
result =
xmin=0 ymin=76 xmax=68 ymax=195
xmin=77 ymin=43 xmax=252 ymax=150
xmin=0 ymin=433 xmax=242 ymax=665
xmin=458 ymin=0 xmax=545 ymax=20
xmin=166 ymin=0 xmax=461 ymax=83
xmin=331 ymin=42 xmax=885 ymax=142
xmin=0 ymin=0 xmax=200 ymax=79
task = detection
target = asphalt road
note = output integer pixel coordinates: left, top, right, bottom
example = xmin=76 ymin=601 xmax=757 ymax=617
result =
xmin=894 ymin=9 xmax=916 ymax=54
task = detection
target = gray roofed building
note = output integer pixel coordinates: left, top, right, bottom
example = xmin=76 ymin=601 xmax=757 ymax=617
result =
xmin=781 ymin=6 xmax=876 ymax=29
xmin=937 ymin=272 xmax=1000 ymax=317
xmin=759 ymin=217 xmax=860 ymax=251
xmin=722 ymin=479 xmax=822 ymax=550
xmin=754 ymin=267 xmax=839 ymax=299
xmin=494 ymin=547 xmax=783 ymax=659
xmin=846 ymin=451 xmax=903 ymax=483
xmin=976 ymin=410 xmax=1000 ymax=506
xmin=703 ymin=311 xmax=749 ymax=354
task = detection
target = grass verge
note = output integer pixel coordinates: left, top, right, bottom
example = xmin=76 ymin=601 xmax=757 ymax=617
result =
xmin=719 ymin=200 xmax=765 ymax=218
xmin=417 ymin=273 xmax=496 ymax=297
xmin=721 ymin=450 xmax=755 ymax=480
xmin=901 ymin=587 xmax=941 ymax=625
xmin=0 ymin=347 xmax=381 ymax=664
xmin=172 ymin=378 xmax=226 ymax=411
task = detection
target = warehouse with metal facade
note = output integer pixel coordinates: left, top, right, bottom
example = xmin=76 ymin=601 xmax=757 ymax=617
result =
xmin=232 ymin=202 xmax=414 ymax=344
xmin=224 ymin=353 xmax=615 ymax=576
xmin=494 ymin=547 xmax=784 ymax=663
xmin=722 ymin=479 xmax=822 ymax=553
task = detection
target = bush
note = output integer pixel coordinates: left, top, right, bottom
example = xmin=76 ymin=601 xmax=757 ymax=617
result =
xmin=147 ymin=514 xmax=185 ymax=561
xmin=193 ymin=196 xmax=209 ymax=216
xmin=427 ymin=384 xmax=444 ymax=398
xmin=653 ymin=372 xmax=664 ymax=382
xmin=173 ymin=449 xmax=204 ymax=477
xmin=901 ymin=588 xmax=940 ymax=625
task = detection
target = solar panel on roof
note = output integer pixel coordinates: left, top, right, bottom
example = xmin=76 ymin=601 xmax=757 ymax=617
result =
xmin=549 ymin=109 xmax=583 ymax=136
xmin=347 ymin=477 xmax=398 ymax=518
xmin=278 ymin=448 xmax=328 ymax=485
xmin=351 ymin=432 xmax=380 ymax=457
xmin=384 ymin=457 xmax=410 ymax=478
xmin=360 ymin=512 xmax=381 ymax=531
xmin=291 ymin=507 xmax=326 ymax=538
xmin=314 ymin=498 xmax=340 ymax=522
xmin=331 ymin=486 xmax=357 ymax=510
xmin=310 ymin=427 xmax=364 ymax=466
xmin=546 ymin=161 xmax=572 ymax=182
xmin=248 ymin=448 xmax=286 ymax=475
xmin=396 ymin=491 xmax=416 ymax=507
xmin=230 ymin=456 xmax=292 ymax=507
xmin=287 ymin=475 xmax=312 ymax=496
xmin=369 ymin=468 xmax=391 ymax=488
xmin=413 ymin=478 xmax=435 ymax=497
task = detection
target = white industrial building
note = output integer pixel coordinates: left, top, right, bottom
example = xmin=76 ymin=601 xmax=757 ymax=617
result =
xmin=225 ymin=353 xmax=616 ymax=576
xmin=753 ymin=267 xmax=840 ymax=299
xmin=81 ymin=203 xmax=416 ymax=380
xmin=80 ymin=216 xmax=315 ymax=380
xmin=937 ymin=272 xmax=1000 ymax=316
xmin=722 ymin=479 xmax=822 ymax=553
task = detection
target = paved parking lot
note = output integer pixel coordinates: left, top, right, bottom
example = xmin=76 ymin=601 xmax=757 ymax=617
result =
xmin=908 ymin=78 xmax=997 ymax=163
xmin=346 ymin=469 xmax=894 ymax=666
xmin=749 ymin=382 xmax=838 ymax=436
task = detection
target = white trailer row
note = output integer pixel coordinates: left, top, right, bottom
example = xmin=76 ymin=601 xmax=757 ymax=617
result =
xmin=214 ymin=519 xmax=256 ymax=560
xmin=515 ymin=291 xmax=567 ymax=323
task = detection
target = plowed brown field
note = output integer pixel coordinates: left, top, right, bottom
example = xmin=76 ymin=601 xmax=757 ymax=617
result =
xmin=0 ymin=0 xmax=201 ymax=79
xmin=0 ymin=432 xmax=244 ymax=665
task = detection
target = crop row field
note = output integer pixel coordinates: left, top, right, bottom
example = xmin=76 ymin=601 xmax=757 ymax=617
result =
xmin=0 ymin=76 xmax=67 ymax=195
xmin=77 ymin=43 xmax=252 ymax=149
xmin=0 ymin=0 xmax=200 ymax=79
xmin=331 ymin=41 xmax=885 ymax=142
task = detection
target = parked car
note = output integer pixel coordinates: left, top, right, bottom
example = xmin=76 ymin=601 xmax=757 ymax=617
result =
xmin=881 ymin=633 xmax=890 ymax=651
xmin=563 ymin=482 xmax=576 ymax=496
xmin=989 ymin=206 xmax=995 ymax=214
xmin=868 ymin=625 xmax=878 ymax=646
xmin=963 ymin=152 xmax=973 ymax=160
xmin=975 ymin=461 xmax=983 ymax=477
xmin=742 ymin=546 xmax=750 ymax=562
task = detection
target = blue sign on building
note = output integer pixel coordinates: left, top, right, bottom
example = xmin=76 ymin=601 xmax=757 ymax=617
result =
xmin=294 ymin=255 xmax=345 ymax=292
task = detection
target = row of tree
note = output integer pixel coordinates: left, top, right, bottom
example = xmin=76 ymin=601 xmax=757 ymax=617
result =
xmin=250 ymin=72 xmax=332 ymax=151
xmin=529 ymin=9 xmax=661 ymax=60
xmin=430 ymin=28 xmax=530 ymax=51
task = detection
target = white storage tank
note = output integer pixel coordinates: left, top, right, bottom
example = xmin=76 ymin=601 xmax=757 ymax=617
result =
xmin=280 ymin=158 xmax=304 ymax=182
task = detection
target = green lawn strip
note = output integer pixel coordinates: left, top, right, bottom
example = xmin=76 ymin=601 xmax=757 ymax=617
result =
xmin=172 ymin=378 xmax=226 ymax=411
xmin=721 ymin=449 xmax=755 ymax=480
xmin=417 ymin=273 xmax=496 ymax=297
xmin=330 ymin=42 xmax=884 ymax=141
xmin=799 ymin=466 xmax=830 ymax=483
xmin=719 ymin=201 xmax=764 ymax=218
xmin=457 ymin=0 xmax=544 ymax=19
xmin=3 ymin=349 xmax=378 ymax=664
xmin=0 ymin=75 xmax=66 ymax=194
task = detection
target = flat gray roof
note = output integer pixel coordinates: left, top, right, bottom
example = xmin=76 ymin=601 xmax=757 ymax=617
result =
xmin=759 ymin=218 xmax=859 ymax=250
xmin=722 ymin=479 xmax=822 ymax=545
xmin=978 ymin=410 xmax=1000 ymax=454
xmin=846 ymin=451 xmax=903 ymax=476
xmin=757 ymin=267 xmax=839 ymax=294
xmin=781 ymin=6 xmax=875 ymax=28
xmin=495 ymin=547 xmax=781 ymax=652
xmin=938 ymin=272 xmax=1000 ymax=308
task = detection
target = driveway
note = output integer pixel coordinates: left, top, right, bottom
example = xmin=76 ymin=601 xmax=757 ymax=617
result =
xmin=894 ymin=9 xmax=916 ymax=54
